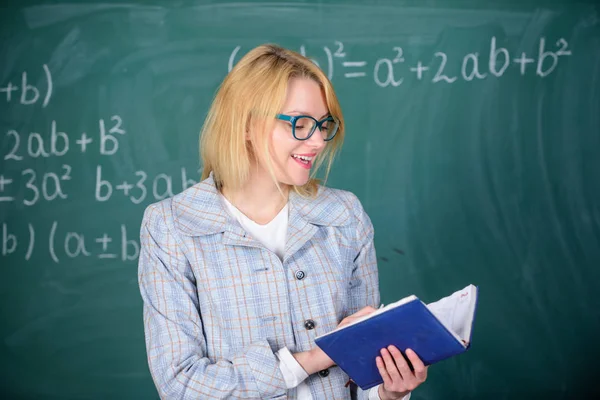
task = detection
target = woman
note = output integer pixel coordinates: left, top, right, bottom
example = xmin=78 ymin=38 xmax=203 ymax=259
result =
xmin=138 ymin=44 xmax=428 ymax=399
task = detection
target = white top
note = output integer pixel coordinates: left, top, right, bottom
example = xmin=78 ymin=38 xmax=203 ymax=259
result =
xmin=220 ymin=194 xmax=406 ymax=400
xmin=221 ymin=194 xmax=288 ymax=260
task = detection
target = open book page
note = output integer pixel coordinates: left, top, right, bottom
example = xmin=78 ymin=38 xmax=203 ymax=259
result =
xmin=426 ymin=284 xmax=477 ymax=346
xmin=316 ymin=284 xmax=478 ymax=340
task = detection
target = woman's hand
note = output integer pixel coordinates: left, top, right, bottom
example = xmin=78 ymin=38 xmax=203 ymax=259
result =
xmin=376 ymin=346 xmax=428 ymax=400
xmin=297 ymin=306 xmax=379 ymax=374
xmin=338 ymin=305 xmax=378 ymax=329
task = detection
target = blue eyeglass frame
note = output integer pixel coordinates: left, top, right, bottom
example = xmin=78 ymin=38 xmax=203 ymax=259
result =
xmin=275 ymin=114 xmax=339 ymax=141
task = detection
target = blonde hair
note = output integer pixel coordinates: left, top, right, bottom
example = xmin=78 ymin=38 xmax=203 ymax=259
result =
xmin=200 ymin=43 xmax=345 ymax=198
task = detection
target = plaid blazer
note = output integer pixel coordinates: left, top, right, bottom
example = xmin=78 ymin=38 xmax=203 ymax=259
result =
xmin=138 ymin=173 xmax=380 ymax=399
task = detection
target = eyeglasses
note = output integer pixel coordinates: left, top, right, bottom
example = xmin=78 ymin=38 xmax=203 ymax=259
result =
xmin=276 ymin=114 xmax=340 ymax=141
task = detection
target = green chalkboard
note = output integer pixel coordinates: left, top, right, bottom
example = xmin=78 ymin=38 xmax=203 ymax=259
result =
xmin=1 ymin=0 xmax=599 ymax=398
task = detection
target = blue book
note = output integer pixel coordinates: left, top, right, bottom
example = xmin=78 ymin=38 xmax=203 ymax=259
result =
xmin=315 ymin=284 xmax=479 ymax=390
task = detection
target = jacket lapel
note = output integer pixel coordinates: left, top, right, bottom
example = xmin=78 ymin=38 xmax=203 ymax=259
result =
xmin=173 ymin=174 xmax=353 ymax=258
xmin=283 ymin=187 xmax=351 ymax=262
xmin=284 ymin=199 xmax=318 ymax=263
xmin=172 ymin=173 xmax=264 ymax=249
xmin=221 ymin=224 xmax=263 ymax=249
xmin=172 ymin=174 xmax=228 ymax=236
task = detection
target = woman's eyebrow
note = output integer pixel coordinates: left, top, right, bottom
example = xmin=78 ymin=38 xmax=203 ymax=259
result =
xmin=285 ymin=110 xmax=331 ymax=118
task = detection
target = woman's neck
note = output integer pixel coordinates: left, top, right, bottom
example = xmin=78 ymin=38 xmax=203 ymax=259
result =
xmin=221 ymin=170 xmax=290 ymax=225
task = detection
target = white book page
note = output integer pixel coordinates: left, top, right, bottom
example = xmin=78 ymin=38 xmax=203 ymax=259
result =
xmin=316 ymin=284 xmax=478 ymax=343
xmin=426 ymin=284 xmax=477 ymax=346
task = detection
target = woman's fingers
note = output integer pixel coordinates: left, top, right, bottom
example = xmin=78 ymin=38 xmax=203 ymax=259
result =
xmin=352 ymin=306 xmax=377 ymax=317
xmin=380 ymin=347 xmax=403 ymax=381
xmin=338 ymin=306 xmax=377 ymax=328
xmin=377 ymin=346 xmax=429 ymax=394
xmin=405 ymin=348 xmax=428 ymax=382
xmin=388 ymin=346 xmax=412 ymax=379
xmin=375 ymin=355 xmax=392 ymax=385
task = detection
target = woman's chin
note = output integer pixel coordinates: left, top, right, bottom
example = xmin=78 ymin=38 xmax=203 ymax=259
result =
xmin=281 ymin=172 xmax=310 ymax=188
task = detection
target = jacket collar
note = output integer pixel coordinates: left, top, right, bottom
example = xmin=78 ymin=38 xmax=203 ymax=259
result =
xmin=172 ymin=173 xmax=351 ymax=238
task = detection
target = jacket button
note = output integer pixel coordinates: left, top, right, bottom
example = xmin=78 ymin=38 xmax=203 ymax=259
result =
xmin=318 ymin=369 xmax=329 ymax=377
xmin=295 ymin=270 xmax=306 ymax=280
xmin=304 ymin=319 xmax=315 ymax=330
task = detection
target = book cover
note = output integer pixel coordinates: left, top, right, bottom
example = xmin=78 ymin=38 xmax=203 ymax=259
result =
xmin=315 ymin=285 xmax=478 ymax=390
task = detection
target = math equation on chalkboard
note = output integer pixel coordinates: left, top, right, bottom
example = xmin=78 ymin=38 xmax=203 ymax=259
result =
xmin=0 ymin=64 xmax=201 ymax=208
xmin=1 ymin=112 xmax=199 ymax=207
xmin=2 ymin=221 xmax=140 ymax=263
xmin=228 ymin=37 xmax=572 ymax=86
xmin=0 ymin=34 xmax=576 ymax=264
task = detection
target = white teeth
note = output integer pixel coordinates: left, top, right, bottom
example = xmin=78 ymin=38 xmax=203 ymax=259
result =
xmin=292 ymin=154 xmax=313 ymax=161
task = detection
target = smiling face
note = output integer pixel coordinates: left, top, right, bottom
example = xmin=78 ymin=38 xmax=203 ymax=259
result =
xmin=201 ymin=44 xmax=344 ymax=197
xmin=255 ymin=77 xmax=330 ymax=188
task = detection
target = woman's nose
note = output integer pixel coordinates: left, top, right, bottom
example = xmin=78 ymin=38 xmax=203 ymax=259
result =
xmin=306 ymin=129 xmax=326 ymax=149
